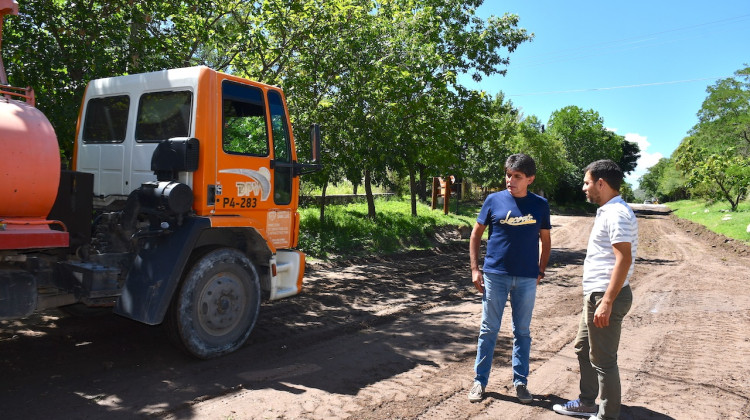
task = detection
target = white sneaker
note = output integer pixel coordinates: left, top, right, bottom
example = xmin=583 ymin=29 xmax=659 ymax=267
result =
xmin=468 ymin=381 xmax=484 ymax=402
xmin=552 ymin=399 xmax=598 ymax=417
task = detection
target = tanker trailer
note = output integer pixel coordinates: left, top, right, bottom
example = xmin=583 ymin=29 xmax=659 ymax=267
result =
xmin=1 ymin=0 xmax=77 ymax=317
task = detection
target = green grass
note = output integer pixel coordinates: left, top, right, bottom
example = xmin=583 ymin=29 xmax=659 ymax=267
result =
xmin=303 ymin=181 xmax=388 ymax=195
xmin=298 ymin=197 xmax=479 ymax=260
xmin=667 ymin=199 xmax=750 ymax=244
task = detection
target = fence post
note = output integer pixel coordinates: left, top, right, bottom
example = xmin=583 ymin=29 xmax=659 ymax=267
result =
xmin=431 ymin=177 xmax=439 ymax=210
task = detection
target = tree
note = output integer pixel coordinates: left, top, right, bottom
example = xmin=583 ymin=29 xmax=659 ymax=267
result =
xmin=309 ymin=0 xmax=532 ymax=219
xmin=618 ymin=136 xmax=640 ymax=174
xmin=462 ymin=92 xmax=516 ymax=194
xmin=675 ymin=139 xmax=749 ymax=211
xmin=546 ymin=105 xmax=632 ymax=203
xmin=672 ymin=66 xmax=750 ymax=210
xmin=547 ymin=106 xmax=623 ymax=170
xmin=694 ymin=66 xmax=750 ymax=154
xmin=3 ymin=0 xmax=228 ymax=160
xmin=639 ymin=157 xmax=687 ymax=202
xmin=511 ymin=114 xmax=570 ymax=197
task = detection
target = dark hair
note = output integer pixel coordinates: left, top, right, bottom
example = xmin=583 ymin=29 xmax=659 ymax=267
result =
xmin=505 ymin=153 xmax=536 ymax=177
xmin=584 ymin=159 xmax=623 ymax=191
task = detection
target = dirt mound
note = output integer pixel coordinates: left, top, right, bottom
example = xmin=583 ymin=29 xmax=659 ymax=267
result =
xmin=670 ymin=214 xmax=750 ymax=257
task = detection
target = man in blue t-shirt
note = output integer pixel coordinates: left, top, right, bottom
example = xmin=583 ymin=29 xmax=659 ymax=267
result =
xmin=467 ymin=153 xmax=551 ymax=404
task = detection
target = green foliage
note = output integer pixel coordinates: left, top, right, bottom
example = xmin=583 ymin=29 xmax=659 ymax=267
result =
xmin=3 ymin=0 xmax=223 ymax=160
xmin=297 ymin=1 xmax=533 ymax=218
xmin=545 ymin=105 xmax=636 ymax=203
xmin=667 ymin=199 xmax=750 ymax=245
xmin=223 ymin=114 xmax=269 ymax=155
xmin=639 ymin=157 xmax=688 ymax=202
xmin=298 ymin=197 xmax=477 ymax=259
xmin=511 ymin=114 xmax=571 ymax=196
xmin=618 ymin=138 xmax=641 ymax=174
xmin=619 ymin=182 xmax=635 ymax=203
xmin=546 ymin=106 xmax=624 ymax=170
xmin=676 ymin=139 xmax=750 ymax=211
xmin=463 ymin=92 xmax=516 ymax=191
xmin=670 ymin=66 xmax=750 ymax=210
xmin=693 ymin=66 xmax=750 ymax=155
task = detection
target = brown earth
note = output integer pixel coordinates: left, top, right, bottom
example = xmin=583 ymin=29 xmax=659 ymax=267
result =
xmin=1 ymin=205 xmax=749 ymax=420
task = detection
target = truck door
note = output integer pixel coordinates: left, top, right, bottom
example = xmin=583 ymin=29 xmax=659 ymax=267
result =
xmin=268 ymin=90 xmax=293 ymax=207
xmin=216 ymin=81 xmax=294 ymax=248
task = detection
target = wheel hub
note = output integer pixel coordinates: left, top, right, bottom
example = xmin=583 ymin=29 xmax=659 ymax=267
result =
xmin=197 ymin=273 xmax=246 ymax=336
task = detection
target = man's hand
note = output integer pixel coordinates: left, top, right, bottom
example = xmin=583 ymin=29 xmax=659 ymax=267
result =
xmin=472 ymin=269 xmax=484 ymax=293
xmin=593 ymin=241 xmax=632 ymax=328
xmin=593 ymin=299 xmax=612 ymax=328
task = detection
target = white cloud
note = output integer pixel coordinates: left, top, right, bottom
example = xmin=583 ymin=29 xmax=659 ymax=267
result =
xmin=623 ymin=133 xmax=662 ymax=189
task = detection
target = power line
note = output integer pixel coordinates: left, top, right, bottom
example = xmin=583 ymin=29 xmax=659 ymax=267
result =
xmin=508 ymin=76 xmax=730 ymax=97
xmin=514 ymin=14 xmax=750 ymax=69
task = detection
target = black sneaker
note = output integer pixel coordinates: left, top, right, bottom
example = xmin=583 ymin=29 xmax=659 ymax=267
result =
xmin=515 ymin=383 xmax=533 ymax=404
xmin=552 ymin=399 xmax=598 ymax=417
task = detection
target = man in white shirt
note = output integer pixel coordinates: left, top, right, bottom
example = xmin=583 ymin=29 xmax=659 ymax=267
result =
xmin=553 ymin=160 xmax=638 ymax=420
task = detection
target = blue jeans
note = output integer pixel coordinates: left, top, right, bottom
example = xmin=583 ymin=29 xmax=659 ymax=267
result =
xmin=474 ymin=272 xmax=537 ymax=387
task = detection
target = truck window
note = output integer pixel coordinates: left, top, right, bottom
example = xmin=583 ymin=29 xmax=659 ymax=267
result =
xmin=135 ymin=91 xmax=192 ymax=142
xmin=222 ymin=81 xmax=269 ymax=156
xmin=82 ymin=95 xmax=129 ymax=143
xmin=268 ymin=90 xmax=292 ymax=205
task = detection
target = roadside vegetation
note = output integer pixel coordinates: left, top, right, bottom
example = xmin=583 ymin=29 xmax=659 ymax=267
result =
xmin=639 ymin=67 xmax=749 ymax=212
xmin=298 ymin=197 xmax=479 ymax=260
xmin=638 ymin=67 xmax=749 ymax=245
xmin=666 ymin=199 xmax=750 ymax=245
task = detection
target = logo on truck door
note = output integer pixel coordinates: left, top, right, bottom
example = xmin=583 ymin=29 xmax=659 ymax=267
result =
xmin=219 ymin=168 xmax=272 ymax=202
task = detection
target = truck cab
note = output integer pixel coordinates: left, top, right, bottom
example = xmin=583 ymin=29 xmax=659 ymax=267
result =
xmin=75 ymin=66 xmax=304 ymax=251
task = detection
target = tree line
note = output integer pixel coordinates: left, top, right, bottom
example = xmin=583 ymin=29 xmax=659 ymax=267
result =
xmin=4 ymin=0 xmax=639 ymax=219
xmin=639 ymin=66 xmax=750 ymax=211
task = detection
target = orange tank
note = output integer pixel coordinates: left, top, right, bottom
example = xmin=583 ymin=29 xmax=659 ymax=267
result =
xmin=0 ymin=98 xmax=61 ymax=218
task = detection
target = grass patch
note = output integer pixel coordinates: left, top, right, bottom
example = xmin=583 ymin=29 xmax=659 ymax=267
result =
xmin=667 ymin=199 xmax=750 ymax=244
xmin=298 ymin=197 xmax=479 ymax=260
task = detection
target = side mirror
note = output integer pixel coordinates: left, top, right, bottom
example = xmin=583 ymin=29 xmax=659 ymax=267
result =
xmin=309 ymin=123 xmax=321 ymax=163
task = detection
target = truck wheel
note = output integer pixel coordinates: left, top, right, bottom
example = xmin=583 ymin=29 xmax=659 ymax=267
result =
xmin=166 ymin=248 xmax=261 ymax=359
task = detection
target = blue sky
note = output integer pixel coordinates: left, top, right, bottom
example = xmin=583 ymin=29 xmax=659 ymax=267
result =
xmin=461 ymin=1 xmax=750 ymax=188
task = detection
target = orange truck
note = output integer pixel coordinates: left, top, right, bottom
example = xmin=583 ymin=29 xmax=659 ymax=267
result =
xmin=0 ymin=1 xmax=320 ymax=358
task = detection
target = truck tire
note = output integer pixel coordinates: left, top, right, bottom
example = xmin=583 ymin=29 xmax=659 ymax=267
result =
xmin=166 ymin=248 xmax=261 ymax=359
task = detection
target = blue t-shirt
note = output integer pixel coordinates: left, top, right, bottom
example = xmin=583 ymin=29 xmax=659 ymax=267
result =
xmin=477 ymin=189 xmax=551 ymax=278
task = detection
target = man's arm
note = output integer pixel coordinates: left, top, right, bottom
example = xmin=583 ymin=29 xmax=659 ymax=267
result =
xmin=470 ymin=222 xmax=486 ymax=293
xmin=537 ymin=229 xmax=551 ymax=284
xmin=592 ymin=241 xmax=632 ymax=328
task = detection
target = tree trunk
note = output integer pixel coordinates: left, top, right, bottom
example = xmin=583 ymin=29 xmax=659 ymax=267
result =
xmin=319 ymin=180 xmax=328 ymax=223
xmin=409 ymin=166 xmax=417 ymax=217
xmin=417 ymin=164 xmax=427 ymax=202
xmin=364 ymin=169 xmax=376 ymax=219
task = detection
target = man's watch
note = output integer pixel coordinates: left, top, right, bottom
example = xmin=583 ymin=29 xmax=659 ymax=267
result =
xmin=538 ymin=271 xmax=545 ymax=278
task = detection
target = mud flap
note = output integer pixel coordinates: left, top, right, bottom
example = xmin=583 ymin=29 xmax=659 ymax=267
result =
xmin=0 ymin=270 xmax=37 ymax=319
xmin=114 ymin=217 xmax=210 ymax=325
xmin=270 ymin=249 xmax=305 ymax=300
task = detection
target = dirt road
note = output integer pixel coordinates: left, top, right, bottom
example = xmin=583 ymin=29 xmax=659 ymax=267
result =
xmin=1 ymin=207 xmax=749 ymax=419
